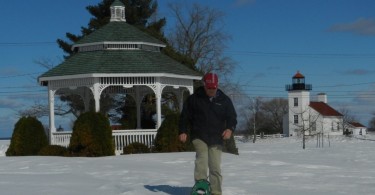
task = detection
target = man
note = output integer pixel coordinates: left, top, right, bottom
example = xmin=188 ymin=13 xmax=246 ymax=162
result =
xmin=179 ymin=72 xmax=237 ymax=195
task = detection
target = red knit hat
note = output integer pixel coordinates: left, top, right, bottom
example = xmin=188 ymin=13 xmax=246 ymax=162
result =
xmin=203 ymin=73 xmax=218 ymax=89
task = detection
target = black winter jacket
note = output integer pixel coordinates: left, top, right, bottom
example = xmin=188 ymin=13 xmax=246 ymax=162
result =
xmin=179 ymin=87 xmax=237 ymax=146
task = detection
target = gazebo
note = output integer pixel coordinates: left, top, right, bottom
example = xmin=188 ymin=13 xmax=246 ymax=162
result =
xmin=38 ymin=0 xmax=201 ymax=154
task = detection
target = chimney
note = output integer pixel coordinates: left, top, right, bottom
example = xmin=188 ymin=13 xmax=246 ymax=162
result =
xmin=317 ymin=93 xmax=327 ymax=103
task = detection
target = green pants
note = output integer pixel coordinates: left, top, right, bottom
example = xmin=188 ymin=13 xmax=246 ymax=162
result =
xmin=192 ymin=139 xmax=223 ymax=195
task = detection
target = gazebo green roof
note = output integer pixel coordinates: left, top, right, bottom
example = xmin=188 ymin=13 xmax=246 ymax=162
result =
xmin=111 ymin=0 xmax=124 ymax=7
xmin=39 ymin=2 xmax=201 ymax=82
xmin=39 ymin=50 xmax=201 ymax=78
xmin=74 ymin=22 xmax=165 ymax=47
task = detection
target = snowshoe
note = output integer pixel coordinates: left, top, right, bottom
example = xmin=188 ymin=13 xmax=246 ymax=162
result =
xmin=191 ymin=179 xmax=211 ymax=195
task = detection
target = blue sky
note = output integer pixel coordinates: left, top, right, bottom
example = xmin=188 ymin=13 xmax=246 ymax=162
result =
xmin=0 ymin=0 xmax=374 ymax=137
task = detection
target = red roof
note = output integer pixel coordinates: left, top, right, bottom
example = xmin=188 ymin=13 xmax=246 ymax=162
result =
xmin=293 ymin=71 xmax=305 ymax=78
xmin=309 ymin=102 xmax=343 ymax=116
xmin=349 ymin=122 xmax=366 ymax=128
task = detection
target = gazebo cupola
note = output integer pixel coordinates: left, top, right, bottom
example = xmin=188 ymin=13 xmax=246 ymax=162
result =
xmin=71 ymin=0 xmax=165 ymax=53
xmin=110 ymin=0 xmax=126 ymax=22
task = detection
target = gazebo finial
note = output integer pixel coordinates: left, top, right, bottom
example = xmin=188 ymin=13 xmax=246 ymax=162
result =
xmin=110 ymin=0 xmax=126 ymax=22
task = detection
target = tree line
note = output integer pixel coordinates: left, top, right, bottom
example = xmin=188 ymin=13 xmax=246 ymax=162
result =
xmin=238 ymin=97 xmax=288 ymax=136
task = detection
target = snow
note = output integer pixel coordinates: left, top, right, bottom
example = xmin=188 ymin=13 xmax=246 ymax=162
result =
xmin=1 ymin=135 xmax=375 ymax=195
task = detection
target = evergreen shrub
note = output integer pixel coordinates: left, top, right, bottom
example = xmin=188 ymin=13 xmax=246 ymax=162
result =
xmin=38 ymin=145 xmax=69 ymax=156
xmin=223 ymin=135 xmax=239 ymax=155
xmin=69 ymin=112 xmax=114 ymax=157
xmin=123 ymin=142 xmax=150 ymax=154
xmin=6 ymin=116 xmax=48 ymax=156
xmin=153 ymin=112 xmax=193 ymax=152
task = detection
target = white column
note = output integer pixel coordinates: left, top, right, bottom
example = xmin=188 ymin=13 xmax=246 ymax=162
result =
xmin=176 ymin=89 xmax=184 ymax=113
xmin=187 ymin=86 xmax=194 ymax=95
xmin=93 ymin=82 xmax=101 ymax=112
xmin=48 ymin=87 xmax=56 ymax=144
xmin=155 ymin=80 xmax=162 ymax=129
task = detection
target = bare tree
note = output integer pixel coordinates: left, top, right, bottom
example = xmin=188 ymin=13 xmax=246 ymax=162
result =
xmin=369 ymin=112 xmax=375 ymax=132
xmin=247 ymin=97 xmax=262 ymax=143
xmin=18 ymin=103 xmax=49 ymax=118
xmin=33 ymin=58 xmax=61 ymax=70
xmin=17 ymin=100 xmax=73 ymax=118
xmin=242 ymin=97 xmax=288 ymax=143
xmin=338 ymin=107 xmax=358 ymax=135
xmin=19 ymin=59 xmax=71 ymax=118
xmin=261 ymin=98 xmax=288 ymax=133
xmin=291 ymin=107 xmax=320 ymax=149
xmin=24 ymin=58 xmax=118 ymax=120
xmin=167 ymin=2 xmax=235 ymax=79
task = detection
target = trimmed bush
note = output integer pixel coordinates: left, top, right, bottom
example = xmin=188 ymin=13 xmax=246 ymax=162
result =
xmin=38 ymin=145 xmax=69 ymax=156
xmin=123 ymin=142 xmax=150 ymax=154
xmin=6 ymin=116 xmax=48 ymax=156
xmin=69 ymin=112 xmax=114 ymax=157
xmin=153 ymin=112 xmax=193 ymax=152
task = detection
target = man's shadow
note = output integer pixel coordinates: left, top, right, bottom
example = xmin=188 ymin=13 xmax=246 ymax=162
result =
xmin=144 ymin=185 xmax=191 ymax=195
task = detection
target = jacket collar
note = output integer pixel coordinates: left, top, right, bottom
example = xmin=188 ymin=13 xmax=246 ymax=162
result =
xmin=195 ymin=86 xmax=223 ymax=99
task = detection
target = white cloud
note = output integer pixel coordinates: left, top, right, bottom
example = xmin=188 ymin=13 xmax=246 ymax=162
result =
xmin=0 ymin=98 xmax=24 ymax=109
xmin=328 ymin=18 xmax=375 ymax=36
xmin=341 ymin=69 xmax=375 ymax=76
xmin=0 ymin=67 xmax=21 ymax=77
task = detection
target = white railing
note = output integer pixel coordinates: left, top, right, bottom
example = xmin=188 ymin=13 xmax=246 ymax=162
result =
xmin=52 ymin=131 xmax=72 ymax=148
xmin=235 ymin=133 xmax=286 ymax=140
xmin=249 ymin=134 xmax=286 ymax=139
xmin=112 ymin=129 xmax=157 ymax=155
xmin=261 ymin=134 xmax=286 ymax=138
xmin=51 ymin=129 xmax=158 ymax=155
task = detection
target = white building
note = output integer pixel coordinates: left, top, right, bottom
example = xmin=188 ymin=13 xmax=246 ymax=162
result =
xmin=283 ymin=72 xmax=344 ymax=137
xmin=347 ymin=122 xmax=367 ymax=136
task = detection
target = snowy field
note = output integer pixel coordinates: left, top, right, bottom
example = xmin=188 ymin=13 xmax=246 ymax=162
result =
xmin=1 ymin=134 xmax=375 ymax=195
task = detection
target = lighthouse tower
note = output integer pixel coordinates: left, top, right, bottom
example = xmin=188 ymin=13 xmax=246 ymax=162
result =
xmin=284 ymin=71 xmax=312 ymax=136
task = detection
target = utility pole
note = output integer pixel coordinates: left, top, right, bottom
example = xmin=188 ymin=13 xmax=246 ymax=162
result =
xmin=252 ymin=97 xmax=261 ymax=143
xmin=253 ymin=103 xmax=256 ymax=143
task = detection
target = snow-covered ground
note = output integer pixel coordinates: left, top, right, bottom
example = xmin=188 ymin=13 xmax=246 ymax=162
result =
xmin=1 ymin=134 xmax=375 ymax=195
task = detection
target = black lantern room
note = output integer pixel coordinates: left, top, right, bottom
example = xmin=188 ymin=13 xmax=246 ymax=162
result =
xmin=285 ymin=71 xmax=312 ymax=91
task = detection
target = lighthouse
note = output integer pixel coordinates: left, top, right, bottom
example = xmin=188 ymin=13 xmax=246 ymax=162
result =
xmin=284 ymin=71 xmax=312 ymax=136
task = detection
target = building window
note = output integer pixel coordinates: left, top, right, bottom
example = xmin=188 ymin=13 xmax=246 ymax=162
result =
xmin=331 ymin=122 xmax=334 ymax=130
xmin=337 ymin=122 xmax=340 ymax=131
xmin=294 ymin=115 xmax=298 ymax=124
xmin=294 ymin=98 xmax=298 ymax=107
xmin=311 ymin=122 xmax=316 ymax=131
xmin=116 ymin=9 xmax=121 ymax=18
